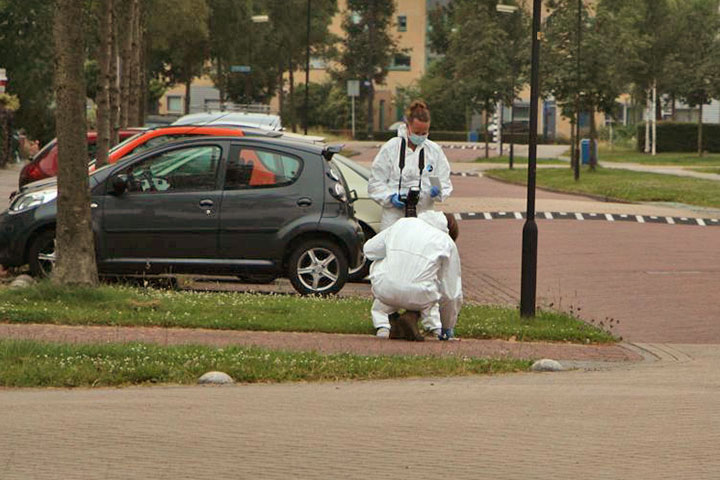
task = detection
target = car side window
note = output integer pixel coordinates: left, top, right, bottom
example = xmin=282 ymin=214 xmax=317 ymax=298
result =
xmin=224 ymin=148 xmax=301 ymax=190
xmin=119 ymin=145 xmax=221 ymax=194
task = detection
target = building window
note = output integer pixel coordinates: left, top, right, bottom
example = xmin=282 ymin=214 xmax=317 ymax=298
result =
xmin=397 ymin=15 xmax=407 ymax=32
xmin=389 ymin=53 xmax=411 ymax=70
xmin=167 ymin=96 xmax=183 ymax=113
xmin=309 ymin=56 xmax=327 ymax=70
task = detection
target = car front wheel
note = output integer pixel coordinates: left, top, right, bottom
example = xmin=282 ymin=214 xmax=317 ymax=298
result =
xmin=288 ymin=239 xmax=348 ymax=295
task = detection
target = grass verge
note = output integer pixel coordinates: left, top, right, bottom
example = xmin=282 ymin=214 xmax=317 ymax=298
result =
xmin=598 ymin=147 xmax=720 ymax=166
xmin=0 ymin=339 xmax=531 ymax=388
xmin=485 ymin=165 xmax=720 ymax=209
xmin=475 ymin=155 xmax=567 ymax=165
xmin=692 ymin=167 xmax=720 ymax=175
xmin=0 ymin=283 xmax=615 ymax=343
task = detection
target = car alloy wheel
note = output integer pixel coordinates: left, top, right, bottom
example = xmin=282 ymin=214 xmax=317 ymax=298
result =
xmin=288 ymin=239 xmax=348 ymax=295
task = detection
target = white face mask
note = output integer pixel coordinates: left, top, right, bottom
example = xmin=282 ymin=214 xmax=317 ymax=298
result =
xmin=408 ymin=133 xmax=428 ymax=146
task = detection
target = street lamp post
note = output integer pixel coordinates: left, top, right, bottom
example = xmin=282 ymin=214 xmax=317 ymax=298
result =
xmin=520 ymin=0 xmax=542 ymax=317
xmin=574 ymin=0 xmax=582 ymax=181
xmin=304 ymin=0 xmax=311 ymax=135
xmin=495 ymin=3 xmax=519 ymax=169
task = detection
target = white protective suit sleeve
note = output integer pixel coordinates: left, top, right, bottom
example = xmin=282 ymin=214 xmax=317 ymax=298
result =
xmin=367 ymin=140 xmax=399 ymax=208
xmin=434 ymin=146 xmax=453 ymax=203
xmin=363 ymin=227 xmax=389 ymax=261
xmin=438 ymin=242 xmax=463 ymax=328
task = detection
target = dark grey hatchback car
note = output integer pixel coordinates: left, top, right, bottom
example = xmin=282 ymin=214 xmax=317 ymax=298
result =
xmin=0 ymin=136 xmax=363 ymax=295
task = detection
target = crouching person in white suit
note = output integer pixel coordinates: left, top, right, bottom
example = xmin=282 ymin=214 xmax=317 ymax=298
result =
xmin=363 ymin=211 xmax=463 ymax=340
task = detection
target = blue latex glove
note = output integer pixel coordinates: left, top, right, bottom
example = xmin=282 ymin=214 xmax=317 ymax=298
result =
xmin=430 ymin=186 xmax=441 ymax=198
xmin=390 ymin=193 xmax=405 ymax=209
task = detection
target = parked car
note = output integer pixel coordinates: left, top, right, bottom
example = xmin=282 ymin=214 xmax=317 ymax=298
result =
xmin=2 ymin=137 xmax=363 ymax=295
xmin=19 ymin=129 xmax=144 ymax=187
xmin=173 ymin=111 xmax=283 ymax=131
xmin=18 ymin=125 xmax=280 ymax=188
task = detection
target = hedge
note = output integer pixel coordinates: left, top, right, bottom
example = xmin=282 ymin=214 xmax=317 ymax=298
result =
xmin=636 ymin=122 xmax=720 ymax=153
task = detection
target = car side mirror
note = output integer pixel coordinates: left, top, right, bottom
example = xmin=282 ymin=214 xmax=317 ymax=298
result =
xmin=110 ymin=174 xmax=128 ymax=195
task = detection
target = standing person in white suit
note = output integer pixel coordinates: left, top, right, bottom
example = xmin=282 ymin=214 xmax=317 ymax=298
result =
xmin=368 ymin=100 xmax=453 ymax=231
xmin=364 ymin=211 xmax=463 ymax=340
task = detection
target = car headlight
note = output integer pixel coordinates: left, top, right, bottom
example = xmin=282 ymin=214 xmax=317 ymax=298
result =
xmin=330 ymin=182 xmax=347 ymax=202
xmin=9 ymin=189 xmax=58 ymax=214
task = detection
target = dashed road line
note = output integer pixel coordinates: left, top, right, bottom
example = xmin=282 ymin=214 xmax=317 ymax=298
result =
xmin=456 ymin=211 xmax=720 ymax=227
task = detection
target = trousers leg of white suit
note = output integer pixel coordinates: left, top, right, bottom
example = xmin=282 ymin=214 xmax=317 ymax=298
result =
xmin=371 ymin=298 xmax=395 ymax=329
xmin=419 ymin=302 xmax=441 ymax=331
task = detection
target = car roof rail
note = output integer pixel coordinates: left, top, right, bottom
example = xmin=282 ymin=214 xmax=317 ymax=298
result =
xmin=321 ymin=144 xmax=344 ymax=161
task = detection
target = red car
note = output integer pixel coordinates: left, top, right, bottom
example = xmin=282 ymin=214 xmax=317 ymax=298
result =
xmin=19 ymin=125 xmax=272 ymax=187
xmin=19 ymin=129 xmax=144 ymax=187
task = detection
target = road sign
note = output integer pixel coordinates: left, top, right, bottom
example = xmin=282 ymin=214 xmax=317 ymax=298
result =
xmin=230 ymin=65 xmax=252 ymax=73
xmin=347 ymin=80 xmax=360 ymax=97
xmin=0 ymin=68 xmax=7 ymax=94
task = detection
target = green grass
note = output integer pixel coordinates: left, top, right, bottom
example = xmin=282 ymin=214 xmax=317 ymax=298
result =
xmin=0 ymin=283 xmax=616 ymax=343
xmin=598 ymin=147 xmax=720 ymax=166
xmin=0 ymin=339 xmax=531 ymax=388
xmin=692 ymin=167 xmax=720 ymax=175
xmin=475 ymin=155 xmax=567 ymax=165
xmin=486 ymin=165 xmax=720 ymax=209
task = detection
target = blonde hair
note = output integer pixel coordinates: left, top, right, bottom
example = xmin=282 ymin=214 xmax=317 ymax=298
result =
xmin=405 ymin=99 xmax=431 ymax=123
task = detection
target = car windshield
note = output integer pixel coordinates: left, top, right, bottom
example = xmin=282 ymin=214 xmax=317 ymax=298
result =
xmin=333 ymin=155 xmax=370 ymax=180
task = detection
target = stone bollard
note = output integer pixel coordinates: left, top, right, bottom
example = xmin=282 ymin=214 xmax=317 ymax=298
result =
xmin=531 ymin=359 xmax=564 ymax=372
xmin=198 ymin=371 xmax=235 ymax=385
xmin=10 ymin=274 xmax=35 ymax=289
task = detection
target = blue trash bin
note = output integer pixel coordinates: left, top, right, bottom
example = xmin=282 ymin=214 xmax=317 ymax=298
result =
xmin=468 ymin=130 xmax=479 ymax=142
xmin=581 ymin=139 xmax=598 ymax=165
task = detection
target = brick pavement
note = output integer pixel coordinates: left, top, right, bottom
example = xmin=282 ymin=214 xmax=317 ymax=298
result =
xmin=1 ymin=343 xmax=718 ymax=480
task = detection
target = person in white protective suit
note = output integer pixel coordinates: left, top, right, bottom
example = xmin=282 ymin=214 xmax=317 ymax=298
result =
xmin=368 ymin=100 xmax=453 ymax=231
xmin=364 ymin=210 xmax=463 ymax=340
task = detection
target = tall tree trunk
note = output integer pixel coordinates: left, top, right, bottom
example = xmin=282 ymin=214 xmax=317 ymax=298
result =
xmin=589 ymin=108 xmax=597 ymax=170
xmin=569 ymin=116 xmax=576 ymax=170
xmin=698 ymin=103 xmax=704 ymax=157
xmin=277 ymin=64 xmax=285 ymax=120
xmin=216 ymin=58 xmax=225 ymax=110
xmin=671 ymin=94 xmax=676 ymax=121
xmin=651 ymin=81 xmax=657 ymax=156
xmin=366 ymin=0 xmax=375 ymax=139
xmin=120 ymin=2 xmax=132 ymax=128
xmin=289 ymin=65 xmax=296 ymax=132
xmin=127 ymin=0 xmax=140 ymax=126
xmin=95 ymin=0 xmax=112 ymax=168
xmin=53 ymin=0 xmax=99 ymax=286
xmin=184 ymin=77 xmax=191 ymax=114
xmin=644 ymin=89 xmax=650 ymax=154
xmin=483 ymin=104 xmax=489 ymax=159
xmin=137 ymin=13 xmax=146 ymax=124
xmin=109 ymin=2 xmax=120 ymax=145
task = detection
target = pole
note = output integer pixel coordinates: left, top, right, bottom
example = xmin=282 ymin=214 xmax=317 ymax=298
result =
xmin=520 ymin=0 xmax=542 ymax=318
xmin=498 ymin=100 xmax=504 ymax=157
xmin=509 ymin=100 xmax=514 ymax=169
xmin=351 ymin=95 xmax=356 ymax=139
xmin=573 ymin=0 xmax=581 ymax=181
xmin=304 ymin=0 xmax=311 ymax=135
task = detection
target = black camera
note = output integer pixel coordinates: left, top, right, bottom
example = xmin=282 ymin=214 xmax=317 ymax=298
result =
xmin=402 ymin=186 xmax=421 ymax=217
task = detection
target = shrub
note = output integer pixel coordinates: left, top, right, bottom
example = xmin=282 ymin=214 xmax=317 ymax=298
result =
xmin=636 ymin=122 xmax=720 ymax=153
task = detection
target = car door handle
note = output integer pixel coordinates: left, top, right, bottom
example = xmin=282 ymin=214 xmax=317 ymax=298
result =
xmin=297 ymin=197 xmax=312 ymax=207
xmin=199 ymin=199 xmax=214 ymax=208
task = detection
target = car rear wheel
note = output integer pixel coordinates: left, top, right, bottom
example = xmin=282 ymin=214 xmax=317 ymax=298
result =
xmin=28 ymin=230 xmax=56 ymax=278
xmin=288 ymin=239 xmax=348 ymax=295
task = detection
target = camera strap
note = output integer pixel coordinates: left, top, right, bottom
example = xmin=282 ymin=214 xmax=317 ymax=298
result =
xmin=397 ymin=138 xmax=425 ymax=194
xmin=398 ymin=137 xmax=406 ymax=194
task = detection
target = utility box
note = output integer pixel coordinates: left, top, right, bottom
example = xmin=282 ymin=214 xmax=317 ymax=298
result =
xmin=581 ymin=139 xmax=598 ymax=164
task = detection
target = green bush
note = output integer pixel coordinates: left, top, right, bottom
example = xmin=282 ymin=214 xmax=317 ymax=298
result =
xmin=636 ymin=122 xmax=720 ymax=152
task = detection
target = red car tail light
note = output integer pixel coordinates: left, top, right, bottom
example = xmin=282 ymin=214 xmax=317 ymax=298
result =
xmin=19 ymin=162 xmax=45 ymax=187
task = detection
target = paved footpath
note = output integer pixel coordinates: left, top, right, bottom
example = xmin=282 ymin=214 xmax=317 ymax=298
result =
xmin=1 ymin=343 xmax=718 ymax=480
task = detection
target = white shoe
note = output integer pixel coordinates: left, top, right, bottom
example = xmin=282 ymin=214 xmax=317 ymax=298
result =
xmin=376 ymin=327 xmax=390 ymax=338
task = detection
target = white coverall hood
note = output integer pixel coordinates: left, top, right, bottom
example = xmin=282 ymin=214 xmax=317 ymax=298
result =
xmin=417 ymin=211 xmax=449 ymax=234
